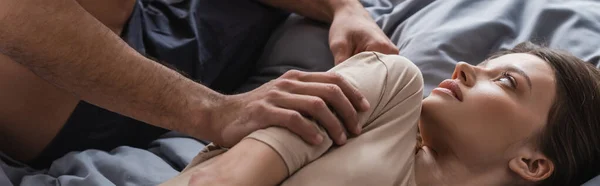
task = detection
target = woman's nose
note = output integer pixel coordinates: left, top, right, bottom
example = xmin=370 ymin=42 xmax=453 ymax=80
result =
xmin=453 ymin=62 xmax=476 ymax=87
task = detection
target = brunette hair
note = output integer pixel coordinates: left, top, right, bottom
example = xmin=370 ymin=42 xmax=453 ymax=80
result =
xmin=490 ymin=42 xmax=600 ymax=185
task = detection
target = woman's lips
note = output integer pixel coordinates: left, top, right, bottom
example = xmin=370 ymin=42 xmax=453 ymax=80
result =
xmin=434 ymin=79 xmax=463 ymax=101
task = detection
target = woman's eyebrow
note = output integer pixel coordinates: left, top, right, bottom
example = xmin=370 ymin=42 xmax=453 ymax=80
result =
xmin=504 ymin=65 xmax=533 ymax=92
xmin=476 ymin=60 xmax=532 ymax=91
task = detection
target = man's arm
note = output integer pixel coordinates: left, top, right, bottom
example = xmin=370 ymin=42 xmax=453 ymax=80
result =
xmin=0 ymin=0 xmax=369 ymax=146
xmin=0 ymin=0 xmax=211 ymax=132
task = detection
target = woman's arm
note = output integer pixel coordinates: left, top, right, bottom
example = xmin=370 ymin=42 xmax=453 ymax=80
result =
xmin=162 ymin=139 xmax=287 ymax=186
xmin=164 ymin=116 xmax=331 ymax=186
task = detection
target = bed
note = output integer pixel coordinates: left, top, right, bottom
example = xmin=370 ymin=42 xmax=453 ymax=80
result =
xmin=2 ymin=0 xmax=599 ymax=185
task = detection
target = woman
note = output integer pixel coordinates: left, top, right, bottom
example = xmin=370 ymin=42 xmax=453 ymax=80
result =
xmin=163 ymin=42 xmax=600 ymax=186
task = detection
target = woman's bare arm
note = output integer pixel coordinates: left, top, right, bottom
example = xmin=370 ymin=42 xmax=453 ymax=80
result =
xmin=163 ymin=139 xmax=288 ymax=186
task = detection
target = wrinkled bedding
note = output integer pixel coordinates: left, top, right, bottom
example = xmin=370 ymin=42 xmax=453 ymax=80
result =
xmin=2 ymin=0 xmax=599 ymax=185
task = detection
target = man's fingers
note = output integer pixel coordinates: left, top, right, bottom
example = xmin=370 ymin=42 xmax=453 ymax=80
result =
xmin=297 ymin=72 xmax=370 ymax=112
xmin=294 ymin=73 xmax=369 ymax=135
xmin=271 ymin=92 xmax=347 ymax=145
xmin=267 ymin=106 xmax=324 ymax=145
xmin=286 ymin=81 xmax=358 ymax=137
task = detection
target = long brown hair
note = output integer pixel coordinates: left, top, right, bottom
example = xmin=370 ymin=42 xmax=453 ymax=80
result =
xmin=491 ymin=42 xmax=600 ymax=185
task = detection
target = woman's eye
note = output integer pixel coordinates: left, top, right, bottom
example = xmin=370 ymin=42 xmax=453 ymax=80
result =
xmin=497 ymin=72 xmax=517 ymax=89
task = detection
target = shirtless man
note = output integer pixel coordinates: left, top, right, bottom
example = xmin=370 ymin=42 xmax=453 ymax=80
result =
xmin=0 ymin=0 xmax=398 ymax=168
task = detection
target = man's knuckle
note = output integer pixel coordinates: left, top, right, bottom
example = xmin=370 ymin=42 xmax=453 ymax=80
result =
xmin=274 ymin=79 xmax=295 ymax=89
xmin=310 ymin=98 xmax=327 ymax=110
xmin=283 ymin=70 xmax=302 ymax=79
xmin=330 ymin=40 xmax=347 ymax=49
xmin=287 ymin=112 xmax=303 ymax=122
xmin=330 ymin=40 xmax=341 ymax=46
xmin=251 ymin=102 xmax=266 ymax=113
xmin=326 ymin=84 xmax=342 ymax=95
xmin=328 ymin=72 xmax=344 ymax=83
xmin=266 ymin=89 xmax=282 ymax=98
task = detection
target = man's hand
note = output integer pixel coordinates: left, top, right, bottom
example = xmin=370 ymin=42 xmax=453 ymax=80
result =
xmin=328 ymin=6 xmax=399 ymax=65
xmin=257 ymin=0 xmax=398 ymax=65
xmin=205 ymin=70 xmax=370 ymax=147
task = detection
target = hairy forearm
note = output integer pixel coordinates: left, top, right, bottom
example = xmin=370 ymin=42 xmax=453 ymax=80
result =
xmin=0 ymin=0 xmax=218 ymax=135
xmin=258 ymin=0 xmax=368 ymax=22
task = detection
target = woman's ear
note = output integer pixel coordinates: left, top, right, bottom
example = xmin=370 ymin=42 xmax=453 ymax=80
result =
xmin=508 ymin=153 xmax=555 ymax=182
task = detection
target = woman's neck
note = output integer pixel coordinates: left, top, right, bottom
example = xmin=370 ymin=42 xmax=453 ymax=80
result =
xmin=414 ymin=146 xmax=509 ymax=186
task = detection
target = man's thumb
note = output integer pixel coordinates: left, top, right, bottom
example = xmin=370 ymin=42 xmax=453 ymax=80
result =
xmin=330 ymin=40 xmax=352 ymax=65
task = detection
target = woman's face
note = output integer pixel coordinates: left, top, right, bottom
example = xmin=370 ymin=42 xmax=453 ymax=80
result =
xmin=419 ymin=53 xmax=556 ymax=166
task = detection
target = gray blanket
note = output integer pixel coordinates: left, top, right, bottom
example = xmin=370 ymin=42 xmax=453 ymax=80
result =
xmin=2 ymin=0 xmax=599 ymax=185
